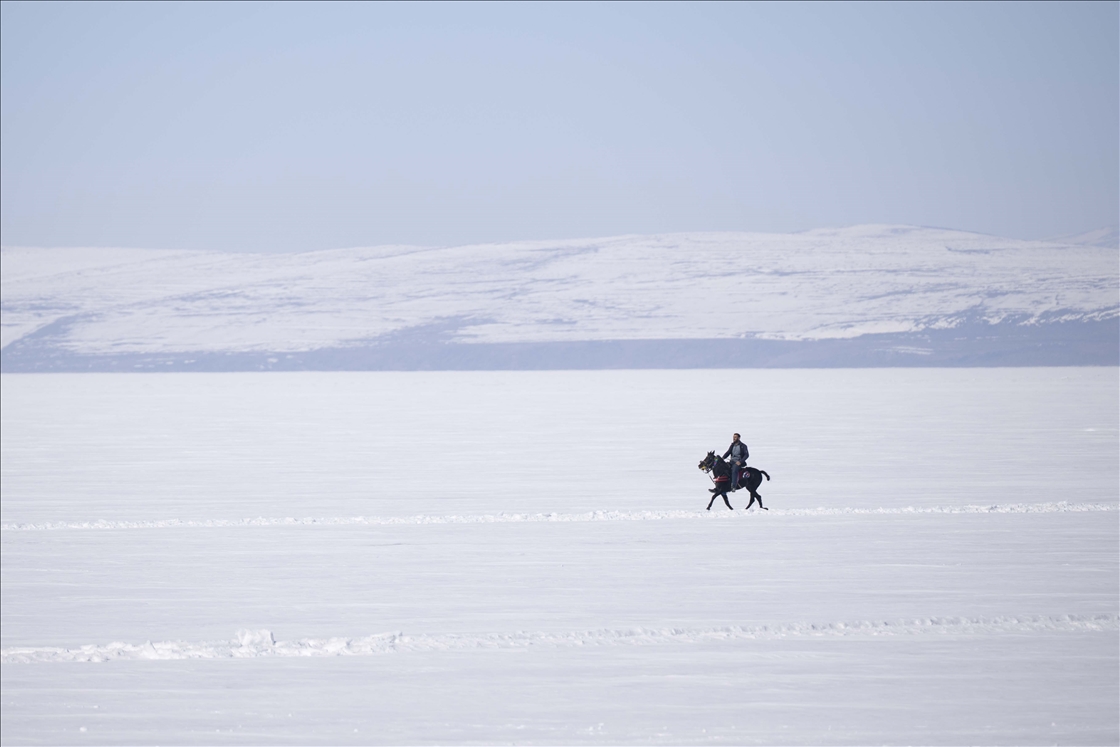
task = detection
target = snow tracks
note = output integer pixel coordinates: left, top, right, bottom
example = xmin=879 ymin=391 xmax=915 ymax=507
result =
xmin=5 ymin=614 xmax=1117 ymax=664
xmin=2 ymin=500 xmax=1114 ymax=532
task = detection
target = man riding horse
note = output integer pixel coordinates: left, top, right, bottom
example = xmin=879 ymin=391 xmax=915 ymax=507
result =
xmin=723 ymin=433 xmax=749 ymax=492
xmin=698 ymin=447 xmax=771 ymax=511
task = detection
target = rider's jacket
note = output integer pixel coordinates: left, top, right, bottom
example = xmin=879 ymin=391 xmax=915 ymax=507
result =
xmin=723 ymin=441 xmax=749 ymax=463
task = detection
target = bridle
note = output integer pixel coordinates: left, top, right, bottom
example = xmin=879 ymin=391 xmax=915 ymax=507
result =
xmin=698 ymin=454 xmax=721 ymax=485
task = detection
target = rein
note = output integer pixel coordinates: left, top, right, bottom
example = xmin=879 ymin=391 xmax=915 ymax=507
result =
xmin=702 ymin=456 xmax=730 ymax=484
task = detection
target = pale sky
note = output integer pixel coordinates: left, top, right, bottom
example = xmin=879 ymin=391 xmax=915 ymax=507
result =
xmin=1 ymin=1 xmax=1117 ymax=251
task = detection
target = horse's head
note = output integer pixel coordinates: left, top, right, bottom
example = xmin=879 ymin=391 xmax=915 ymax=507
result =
xmin=698 ymin=451 xmax=716 ymax=473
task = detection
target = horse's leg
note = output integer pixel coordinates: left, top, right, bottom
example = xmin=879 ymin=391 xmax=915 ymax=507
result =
xmin=745 ymin=494 xmax=756 ymax=510
xmin=706 ymin=494 xmax=716 ymax=510
xmin=722 ymin=491 xmax=733 ymax=510
xmin=754 ymin=491 xmax=767 ymax=510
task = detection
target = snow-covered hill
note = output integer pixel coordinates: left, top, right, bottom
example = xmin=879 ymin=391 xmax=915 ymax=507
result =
xmin=2 ymin=225 xmax=1116 ymax=370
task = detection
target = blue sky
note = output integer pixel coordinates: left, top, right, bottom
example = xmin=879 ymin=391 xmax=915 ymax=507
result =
xmin=2 ymin=1 xmax=1116 ymax=251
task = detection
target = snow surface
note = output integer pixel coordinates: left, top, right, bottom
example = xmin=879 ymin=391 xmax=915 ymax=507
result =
xmin=1 ymin=225 xmax=1116 ymax=366
xmin=2 ymin=368 xmax=1118 ymax=744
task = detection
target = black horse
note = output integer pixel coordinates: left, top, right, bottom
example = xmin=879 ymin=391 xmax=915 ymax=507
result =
xmin=698 ymin=452 xmax=771 ymax=511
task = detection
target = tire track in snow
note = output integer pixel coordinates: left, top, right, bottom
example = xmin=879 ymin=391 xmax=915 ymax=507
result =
xmin=4 ymin=614 xmax=1116 ymax=664
xmin=1 ymin=502 xmax=1115 ymax=532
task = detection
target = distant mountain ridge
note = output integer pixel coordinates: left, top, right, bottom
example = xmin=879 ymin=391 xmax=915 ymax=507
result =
xmin=1049 ymin=227 xmax=1120 ymax=250
xmin=2 ymin=225 xmax=1116 ymax=370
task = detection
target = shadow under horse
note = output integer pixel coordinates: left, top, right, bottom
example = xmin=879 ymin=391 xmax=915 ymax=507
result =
xmin=698 ymin=451 xmax=771 ymax=511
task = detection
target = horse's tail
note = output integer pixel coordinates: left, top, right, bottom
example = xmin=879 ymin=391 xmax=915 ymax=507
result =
xmin=759 ymin=470 xmax=771 ymax=481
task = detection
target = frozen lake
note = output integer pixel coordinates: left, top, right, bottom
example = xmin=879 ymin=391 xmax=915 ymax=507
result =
xmin=2 ymin=368 xmax=1117 ymax=744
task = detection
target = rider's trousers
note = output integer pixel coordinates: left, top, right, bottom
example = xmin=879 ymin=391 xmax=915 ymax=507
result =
xmin=731 ymin=460 xmax=742 ymax=490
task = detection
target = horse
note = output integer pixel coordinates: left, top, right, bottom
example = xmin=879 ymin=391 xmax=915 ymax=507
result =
xmin=698 ymin=451 xmax=771 ymax=511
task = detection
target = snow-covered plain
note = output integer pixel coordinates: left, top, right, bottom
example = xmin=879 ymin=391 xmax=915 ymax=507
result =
xmin=2 ymin=367 xmax=1117 ymax=744
xmin=2 ymin=225 xmax=1117 ymax=370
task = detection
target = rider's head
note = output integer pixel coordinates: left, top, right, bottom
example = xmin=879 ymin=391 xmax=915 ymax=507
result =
xmin=732 ymin=433 xmax=740 ymax=441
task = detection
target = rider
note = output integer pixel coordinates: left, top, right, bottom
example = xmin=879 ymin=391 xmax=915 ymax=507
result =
xmin=723 ymin=433 xmax=749 ymax=491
